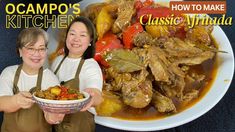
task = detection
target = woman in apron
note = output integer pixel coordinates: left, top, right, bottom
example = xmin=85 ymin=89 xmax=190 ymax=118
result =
xmin=0 ymin=27 xmax=64 ymax=132
xmin=51 ymin=16 xmax=103 ymax=132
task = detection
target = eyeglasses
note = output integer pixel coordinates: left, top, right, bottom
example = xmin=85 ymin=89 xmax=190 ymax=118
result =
xmin=23 ymin=46 xmax=47 ymax=55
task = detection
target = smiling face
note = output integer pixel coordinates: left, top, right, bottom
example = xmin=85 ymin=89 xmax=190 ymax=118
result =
xmin=19 ymin=35 xmax=47 ymax=73
xmin=66 ymin=22 xmax=91 ymax=58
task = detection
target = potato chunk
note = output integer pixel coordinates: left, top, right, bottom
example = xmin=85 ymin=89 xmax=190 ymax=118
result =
xmin=96 ymin=91 xmax=123 ymax=116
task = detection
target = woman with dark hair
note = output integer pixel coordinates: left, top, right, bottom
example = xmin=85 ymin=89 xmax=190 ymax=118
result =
xmin=0 ymin=27 xmax=64 ymax=131
xmin=51 ymin=16 xmax=103 ymax=132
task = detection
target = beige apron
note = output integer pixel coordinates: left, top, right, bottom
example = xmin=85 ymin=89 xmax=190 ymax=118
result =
xmin=53 ymin=57 xmax=95 ymax=132
xmin=1 ymin=65 xmax=52 ymax=132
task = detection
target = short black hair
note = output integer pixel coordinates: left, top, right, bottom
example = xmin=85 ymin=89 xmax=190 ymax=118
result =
xmin=64 ymin=16 xmax=97 ymax=59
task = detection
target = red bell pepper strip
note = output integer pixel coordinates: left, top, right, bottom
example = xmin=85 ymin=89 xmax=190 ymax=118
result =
xmin=135 ymin=0 xmax=154 ymax=10
xmin=122 ymin=23 xmax=144 ymax=49
xmin=95 ymin=32 xmax=123 ymax=67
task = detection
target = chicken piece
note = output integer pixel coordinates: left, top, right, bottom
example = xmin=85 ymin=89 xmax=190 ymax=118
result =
xmin=35 ymin=91 xmax=45 ymax=98
xmin=203 ymin=25 xmax=213 ymax=33
xmin=148 ymin=46 xmax=186 ymax=98
xmin=164 ymin=38 xmax=203 ymax=58
xmin=159 ymin=84 xmax=177 ymax=98
xmin=159 ymin=74 xmax=185 ymax=98
xmin=152 ymin=91 xmax=176 ymax=113
xmin=163 ymin=38 xmax=215 ymax=66
xmin=190 ymin=73 xmax=206 ymax=82
xmin=44 ymin=90 xmax=56 ymax=100
xmin=173 ymin=51 xmax=215 ymax=66
xmin=103 ymin=82 xmax=114 ymax=91
xmin=112 ymin=1 xmax=136 ymax=33
xmin=184 ymin=73 xmax=206 ymax=93
xmin=133 ymin=31 xmax=153 ymax=47
xmin=148 ymin=46 xmax=171 ymax=83
xmin=122 ymin=80 xmax=153 ymax=108
xmin=152 ymin=42 xmax=211 ymax=98
xmin=132 ymin=48 xmax=149 ymax=67
xmin=182 ymin=89 xmax=199 ymax=102
xmin=186 ymin=26 xmax=211 ymax=45
xmin=104 ymin=67 xmax=132 ymax=91
xmin=122 ymin=70 xmax=153 ymax=108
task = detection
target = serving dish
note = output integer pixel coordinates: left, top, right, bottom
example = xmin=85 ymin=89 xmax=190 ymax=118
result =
xmin=33 ymin=91 xmax=91 ymax=114
xmin=46 ymin=0 xmax=234 ymax=130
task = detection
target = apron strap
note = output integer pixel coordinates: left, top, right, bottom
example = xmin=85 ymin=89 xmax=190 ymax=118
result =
xmin=13 ymin=64 xmax=43 ymax=94
xmin=29 ymin=67 xmax=43 ymax=94
xmin=13 ymin=64 xmax=23 ymax=94
xmin=56 ymin=57 xmax=85 ymax=90
xmin=74 ymin=58 xmax=85 ymax=88
xmin=36 ymin=67 xmax=43 ymax=91
xmin=54 ymin=56 xmax=66 ymax=74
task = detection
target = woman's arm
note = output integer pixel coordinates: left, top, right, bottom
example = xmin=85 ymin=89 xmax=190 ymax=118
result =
xmin=0 ymin=96 xmax=18 ymax=112
xmin=0 ymin=92 xmax=34 ymax=113
xmin=80 ymin=88 xmax=103 ymax=111
xmin=80 ymin=59 xmax=104 ymax=111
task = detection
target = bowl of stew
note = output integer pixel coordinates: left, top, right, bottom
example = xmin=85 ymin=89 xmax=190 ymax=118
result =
xmin=46 ymin=0 xmax=234 ymax=131
xmin=33 ymin=86 xmax=91 ymax=114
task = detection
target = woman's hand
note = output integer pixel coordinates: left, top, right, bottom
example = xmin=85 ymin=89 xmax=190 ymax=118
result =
xmin=80 ymin=88 xmax=103 ymax=111
xmin=13 ymin=91 xmax=34 ymax=109
xmin=44 ymin=111 xmax=65 ymax=124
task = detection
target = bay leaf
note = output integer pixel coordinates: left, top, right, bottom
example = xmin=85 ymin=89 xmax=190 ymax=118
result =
xmin=104 ymin=49 xmax=144 ymax=73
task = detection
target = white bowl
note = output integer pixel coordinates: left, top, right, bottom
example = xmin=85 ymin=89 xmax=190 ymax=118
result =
xmin=46 ymin=0 xmax=234 ymax=131
xmin=33 ymin=91 xmax=91 ymax=114
xmin=93 ymin=25 xmax=234 ymax=132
